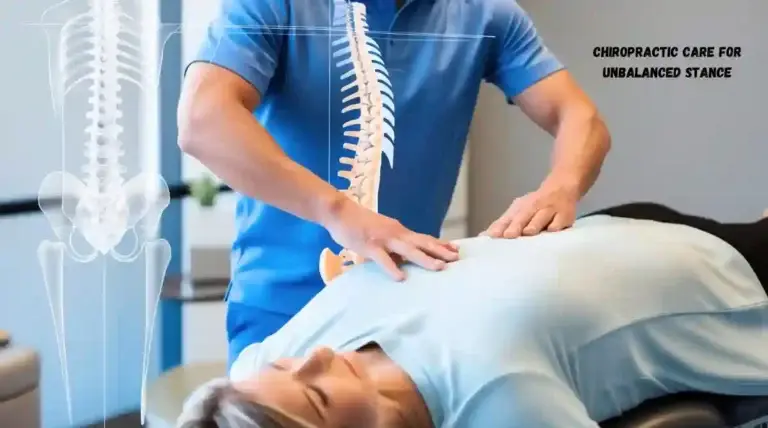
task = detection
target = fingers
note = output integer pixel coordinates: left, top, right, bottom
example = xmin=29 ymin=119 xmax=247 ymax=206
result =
xmin=390 ymin=253 xmax=405 ymax=265
xmin=482 ymin=194 xmax=577 ymax=239
xmin=410 ymin=234 xmax=460 ymax=261
xmin=502 ymin=206 xmax=535 ymax=238
xmin=522 ymin=208 xmax=555 ymax=236
xmin=347 ymin=212 xmax=461 ymax=280
xmin=481 ymin=202 xmax=520 ymax=237
xmin=368 ymin=232 xmax=459 ymax=279
xmin=547 ymin=212 xmax=571 ymax=232
xmin=481 ymin=218 xmax=509 ymax=238
xmin=387 ymin=238 xmax=447 ymax=272
xmin=367 ymin=247 xmax=405 ymax=281
xmin=444 ymin=241 xmax=460 ymax=252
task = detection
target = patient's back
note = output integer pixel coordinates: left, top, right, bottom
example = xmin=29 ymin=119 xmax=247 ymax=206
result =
xmin=231 ymin=216 xmax=768 ymax=426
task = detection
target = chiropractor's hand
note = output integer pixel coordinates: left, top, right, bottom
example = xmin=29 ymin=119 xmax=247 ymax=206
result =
xmin=323 ymin=197 xmax=460 ymax=281
xmin=481 ymin=182 xmax=579 ymax=239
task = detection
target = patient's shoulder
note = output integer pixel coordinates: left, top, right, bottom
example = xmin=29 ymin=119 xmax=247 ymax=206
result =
xmin=229 ymin=342 xmax=264 ymax=380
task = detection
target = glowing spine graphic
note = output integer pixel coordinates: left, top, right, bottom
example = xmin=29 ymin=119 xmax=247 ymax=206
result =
xmin=36 ymin=0 xmax=170 ymax=424
xmin=84 ymin=0 xmax=125 ymax=196
xmin=320 ymin=1 xmax=396 ymax=284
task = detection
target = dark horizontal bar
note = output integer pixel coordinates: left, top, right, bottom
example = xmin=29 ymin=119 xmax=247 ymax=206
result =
xmin=0 ymin=184 xmax=232 ymax=217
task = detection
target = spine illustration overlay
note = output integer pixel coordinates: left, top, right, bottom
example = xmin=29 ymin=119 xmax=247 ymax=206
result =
xmin=320 ymin=0 xmax=396 ymax=284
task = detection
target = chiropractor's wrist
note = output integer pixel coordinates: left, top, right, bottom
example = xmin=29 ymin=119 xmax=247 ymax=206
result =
xmin=541 ymin=170 xmax=584 ymax=199
xmin=314 ymin=189 xmax=353 ymax=228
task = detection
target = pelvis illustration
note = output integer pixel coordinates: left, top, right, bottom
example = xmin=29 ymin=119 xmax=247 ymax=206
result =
xmin=37 ymin=0 xmax=169 ymax=424
xmin=320 ymin=0 xmax=396 ymax=284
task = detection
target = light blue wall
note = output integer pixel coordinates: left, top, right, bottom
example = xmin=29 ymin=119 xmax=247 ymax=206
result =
xmin=0 ymin=0 xmax=181 ymax=426
xmin=159 ymin=0 xmax=184 ymax=374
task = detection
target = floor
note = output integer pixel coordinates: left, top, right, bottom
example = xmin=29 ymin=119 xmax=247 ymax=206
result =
xmin=83 ymin=412 xmax=142 ymax=428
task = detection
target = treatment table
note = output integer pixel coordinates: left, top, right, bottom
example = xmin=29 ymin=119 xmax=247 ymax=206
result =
xmin=603 ymin=393 xmax=768 ymax=427
xmin=0 ymin=330 xmax=41 ymax=428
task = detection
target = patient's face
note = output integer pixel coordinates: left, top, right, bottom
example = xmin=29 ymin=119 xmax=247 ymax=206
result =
xmin=236 ymin=346 xmax=379 ymax=426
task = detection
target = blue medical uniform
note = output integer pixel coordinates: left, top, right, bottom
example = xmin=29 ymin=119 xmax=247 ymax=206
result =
xmin=188 ymin=0 xmax=564 ymax=364
xmin=229 ymin=216 xmax=768 ymax=427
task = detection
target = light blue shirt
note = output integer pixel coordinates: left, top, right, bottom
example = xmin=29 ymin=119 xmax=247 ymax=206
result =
xmin=190 ymin=0 xmax=564 ymax=315
xmin=231 ymin=216 xmax=768 ymax=426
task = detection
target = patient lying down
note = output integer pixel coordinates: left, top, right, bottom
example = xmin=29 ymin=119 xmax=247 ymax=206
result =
xmin=178 ymin=203 xmax=768 ymax=428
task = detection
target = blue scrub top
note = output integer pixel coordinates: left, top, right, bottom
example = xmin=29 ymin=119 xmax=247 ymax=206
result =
xmin=189 ymin=0 xmax=564 ymax=315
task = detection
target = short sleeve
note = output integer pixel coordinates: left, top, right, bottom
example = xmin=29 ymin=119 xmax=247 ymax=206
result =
xmin=484 ymin=2 xmax=565 ymax=100
xmin=187 ymin=0 xmax=289 ymax=95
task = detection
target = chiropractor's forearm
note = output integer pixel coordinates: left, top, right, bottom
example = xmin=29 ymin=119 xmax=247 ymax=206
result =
xmin=177 ymin=102 xmax=345 ymax=226
xmin=543 ymin=107 xmax=611 ymax=196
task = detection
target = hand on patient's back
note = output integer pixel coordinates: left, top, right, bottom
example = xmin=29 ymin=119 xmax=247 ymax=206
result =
xmin=324 ymin=198 xmax=459 ymax=281
xmin=482 ymin=183 xmax=578 ymax=238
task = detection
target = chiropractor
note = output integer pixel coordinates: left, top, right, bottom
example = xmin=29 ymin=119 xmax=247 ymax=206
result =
xmin=177 ymin=0 xmax=611 ymax=366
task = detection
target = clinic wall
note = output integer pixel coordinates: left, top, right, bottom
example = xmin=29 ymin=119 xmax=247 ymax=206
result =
xmin=468 ymin=0 xmax=768 ymax=234
xmin=0 ymin=1 xmax=160 ymax=426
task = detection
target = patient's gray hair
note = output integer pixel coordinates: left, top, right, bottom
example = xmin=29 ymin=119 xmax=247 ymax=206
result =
xmin=175 ymin=378 xmax=311 ymax=428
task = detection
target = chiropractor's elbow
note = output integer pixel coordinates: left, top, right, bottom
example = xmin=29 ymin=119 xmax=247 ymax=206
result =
xmin=176 ymin=91 xmax=215 ymax=157
xmin=176 ymin=63 xmax=250 ymax=157
xmin=597 ymin=119 xmax=612 ymax=163
xmin=592 ymin=110 xmax=612 ymax=156
xmin=573 ymin=103 xmax=612 ymax=157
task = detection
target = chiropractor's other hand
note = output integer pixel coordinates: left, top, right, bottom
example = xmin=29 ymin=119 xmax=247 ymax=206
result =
xmin=481 ymin=182 xmax=579 ymax=239
xmin=323 ymin=197 xmax=459 ymax=281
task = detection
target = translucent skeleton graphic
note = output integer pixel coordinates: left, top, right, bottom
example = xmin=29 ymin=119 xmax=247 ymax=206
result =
xmin=320 ymin=0 xmax=397 ymax=284
xmin=36 ymin=0 xmax=169 ymax=424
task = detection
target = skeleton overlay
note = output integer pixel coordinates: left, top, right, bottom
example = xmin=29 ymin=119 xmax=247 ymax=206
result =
xmin=320 ymin=0 xmax=396 ymax=284
xmin=36 ymin=0 xmax=170 ymax=424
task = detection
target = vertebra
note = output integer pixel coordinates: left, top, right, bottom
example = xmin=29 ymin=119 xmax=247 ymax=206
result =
xmin=320 ymin=1 xmax=396 ymax=284
xmin=39 ymin=0 xmax=168 ymax=260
